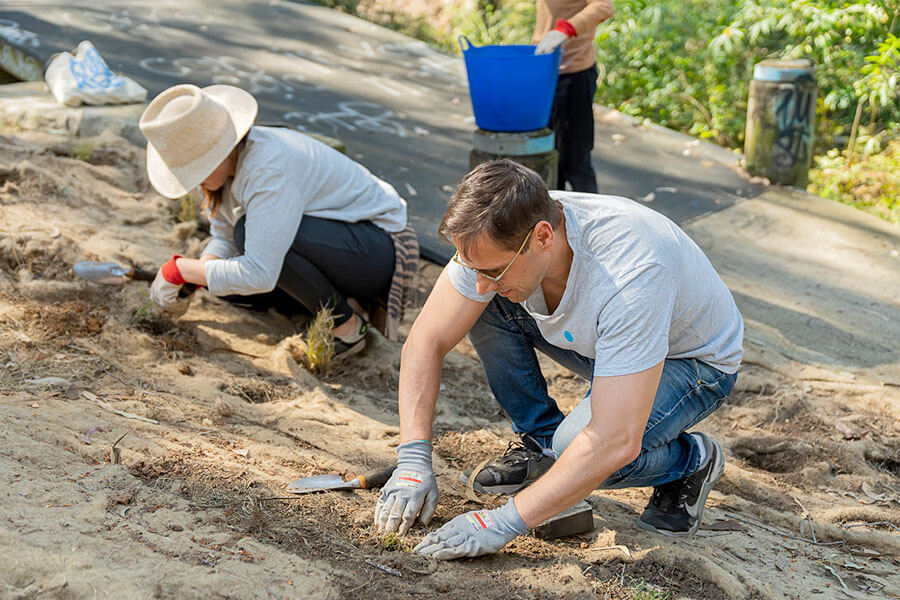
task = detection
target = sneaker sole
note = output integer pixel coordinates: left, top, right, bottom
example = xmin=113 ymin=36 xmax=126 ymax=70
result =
xmin=458 ymin=471 xmax=529 ymax=495
xmin=636 ymin=435 xmax=724 ymax=538
xmin=332 ymin=338 xmax=366 ymax=362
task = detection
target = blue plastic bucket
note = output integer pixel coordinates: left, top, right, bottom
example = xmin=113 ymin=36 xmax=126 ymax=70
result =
xmin=460 ymin=36 xmax=562 ymax=132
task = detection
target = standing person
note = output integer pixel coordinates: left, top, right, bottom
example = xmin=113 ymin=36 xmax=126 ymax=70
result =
xmin=140 ymin=84 xmax=417 ymax=357
xmin=534 ymin=0 xmax=613 ymax=193
xmin=373 ymin=160 xmax=743 ymax=559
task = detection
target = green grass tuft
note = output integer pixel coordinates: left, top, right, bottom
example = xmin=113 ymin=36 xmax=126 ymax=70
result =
xmin=380 ymin=532 xmax=410 ymax=552
xmin=72 ymin=141 xmax=94 ymax=162
xmin=300 ymin=307 xmax=335 ymax=374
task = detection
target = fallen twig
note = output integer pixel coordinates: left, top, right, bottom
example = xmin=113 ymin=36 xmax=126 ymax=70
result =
xmin=109 ymin=431 xmax=128 ymax=464
xmin=84 ymin=391 xmax=159 ymax=424
xmin=464 ymin=457 xmax=493 ymax=505
xmin=258 ymin=496 xmax=309 ymax=501
xmin=724 ymin=513 xmax=844 ymax=547
xmin=793 ymin=496 xmax=817 ymax=543
xmin=365 ymin=560 xmax=402 ymax=577
xmin=818 ymin=562 xmax=850 ymax=595
xmin=345 ymin=574 xmax=375 ymax=594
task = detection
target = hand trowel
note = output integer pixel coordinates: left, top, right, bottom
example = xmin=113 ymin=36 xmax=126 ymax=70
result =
xmin=287 ymin=465 xmax=396 ymax=494
xmin=74 ymin=261 xmax=197 ymax=296
xmin=73 ymin=261 xmax=156 ymax=284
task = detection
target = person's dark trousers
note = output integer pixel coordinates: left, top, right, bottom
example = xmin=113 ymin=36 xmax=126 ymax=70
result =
xmin=219 ymin=215 xmax=395 ymax=327
xmin=550 ymin=64 xmax=598 ymax=193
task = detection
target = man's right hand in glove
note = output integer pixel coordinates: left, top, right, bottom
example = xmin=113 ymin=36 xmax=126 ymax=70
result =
xmin=150 ymin=254 xmax=192 ymax=317
xmin=374 ymin=439 xmax=438 ymax=535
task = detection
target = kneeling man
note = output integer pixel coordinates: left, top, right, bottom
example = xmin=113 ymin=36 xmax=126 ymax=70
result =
xmin=374 ymin=160 xmax=743 ymax=559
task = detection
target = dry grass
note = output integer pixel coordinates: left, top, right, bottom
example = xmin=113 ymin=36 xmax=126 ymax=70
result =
xmin=290 ymin=307 xmax=335 ymax=374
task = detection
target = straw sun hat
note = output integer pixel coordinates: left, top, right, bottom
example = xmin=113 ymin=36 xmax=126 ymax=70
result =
xmin=140 ymin=84 xmax=258 ymax=199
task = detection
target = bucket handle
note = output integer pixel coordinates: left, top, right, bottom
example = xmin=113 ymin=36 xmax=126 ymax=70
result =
xmin=458 ymin=35 xmax=475 ymax=52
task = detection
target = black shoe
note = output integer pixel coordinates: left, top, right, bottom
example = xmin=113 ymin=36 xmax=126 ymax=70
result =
xmin=460 ymin=434 xmax=555 ymax=494
xmin=332 ymin=316 xmax=367 ymax=361
xmin=637 ymin=432 xmax=724 ymax=537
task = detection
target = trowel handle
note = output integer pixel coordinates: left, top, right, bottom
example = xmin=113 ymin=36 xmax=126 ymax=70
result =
xmin=358 ymin=465 xmax=397 ymax=489
xmin=130 ymin=268 xmax=198 ymax=298
xmin=129 ymin=268 xmax=157 ymax=282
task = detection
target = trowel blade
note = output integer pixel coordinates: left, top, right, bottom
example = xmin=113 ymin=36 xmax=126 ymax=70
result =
xmin=287 ymin=474 xmax=349 ymax=494
xmin=73 ymin=261 xmax=130 ymax=285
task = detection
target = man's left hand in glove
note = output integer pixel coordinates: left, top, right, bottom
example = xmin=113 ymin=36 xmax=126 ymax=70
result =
xmin=413 ymin=498 xmax=529 ymax=560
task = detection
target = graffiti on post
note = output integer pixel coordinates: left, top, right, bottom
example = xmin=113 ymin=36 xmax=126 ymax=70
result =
xmin=772 ymin=86 xmax=814 ymax=168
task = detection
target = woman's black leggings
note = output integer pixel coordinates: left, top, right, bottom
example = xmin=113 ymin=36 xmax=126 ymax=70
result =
xmin=219 ymin=215 xmax=395 ymax=327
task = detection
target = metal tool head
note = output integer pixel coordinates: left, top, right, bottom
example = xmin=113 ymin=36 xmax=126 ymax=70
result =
xmin=287 ymin=474 xmax=347 ymax=494
xmin=73 ymin=261 xmax=130 ymax=285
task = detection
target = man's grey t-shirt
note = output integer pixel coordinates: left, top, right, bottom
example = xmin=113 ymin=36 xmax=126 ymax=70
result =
xmin=447 ymin=192 xmax=743 ymax=376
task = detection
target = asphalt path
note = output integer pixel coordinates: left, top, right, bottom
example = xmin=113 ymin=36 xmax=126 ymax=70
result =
xmin=0 ymin=0 xmax=761 ymax=261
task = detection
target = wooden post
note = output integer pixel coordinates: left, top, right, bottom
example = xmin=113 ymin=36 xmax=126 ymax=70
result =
xmin=744 ymin=59 xmax=817 ymax=187
xmin=469 ymin=127 xmax=558 ymax=189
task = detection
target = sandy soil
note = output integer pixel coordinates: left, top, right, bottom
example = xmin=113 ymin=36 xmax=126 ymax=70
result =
xmin=1 ymin=128 xmax=899 ymax=600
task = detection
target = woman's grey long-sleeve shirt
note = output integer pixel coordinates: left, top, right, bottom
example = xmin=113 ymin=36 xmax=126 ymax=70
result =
xmin=202 ymin=126 xmax=407 ymax=297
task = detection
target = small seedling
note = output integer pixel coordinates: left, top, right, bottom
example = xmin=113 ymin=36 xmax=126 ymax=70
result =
xmin=380 ymin=532 xmax=410 ymax=552
xmin=298 ymin=307 xmax=335 ymax=374
xmin=626 ymin=578 xmax=670 ymax=600
xmin=176 ymin=192 xmax=200 ymax=223
xmin=72 ymin=141 xmax=94 ymax=162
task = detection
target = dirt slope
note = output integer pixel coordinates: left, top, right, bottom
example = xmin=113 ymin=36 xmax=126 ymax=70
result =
xmin=1 ymin=129 xmax=898 ymax=599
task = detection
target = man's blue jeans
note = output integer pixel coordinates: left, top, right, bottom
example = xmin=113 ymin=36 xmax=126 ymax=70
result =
xmin=467 ymin=296 xmax=737 ymax=488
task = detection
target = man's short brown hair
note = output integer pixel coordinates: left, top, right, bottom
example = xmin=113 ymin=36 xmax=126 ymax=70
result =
xmin=439 ymin=160 xmax=561 ymax=256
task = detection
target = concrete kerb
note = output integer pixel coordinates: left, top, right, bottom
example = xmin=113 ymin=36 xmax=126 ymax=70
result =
xmin=0 ymin=81 xmax=146 ymax=145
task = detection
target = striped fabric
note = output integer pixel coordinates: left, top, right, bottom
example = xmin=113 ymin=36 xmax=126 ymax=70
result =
xmin=368 ymin=224 xmax=419 ymax=341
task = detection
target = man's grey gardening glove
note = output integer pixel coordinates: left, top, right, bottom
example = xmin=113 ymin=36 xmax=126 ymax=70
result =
xmin=373 ymin=440 xmax=438 ymax=535
xmin=414 ymin=498 xmax=529 ymax=560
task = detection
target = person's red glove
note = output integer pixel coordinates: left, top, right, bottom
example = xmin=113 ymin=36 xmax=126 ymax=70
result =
xmin=535 ymin=19 xmax=576 ymax=55
xmin=150 ymin=255 xmax=191 ymax=316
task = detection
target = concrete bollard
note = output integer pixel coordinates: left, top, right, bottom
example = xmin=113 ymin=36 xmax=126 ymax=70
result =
xmin=469 ymin=127 xmax=558 ymax=189
xmin=744 ymin=59 xmax=817 ymax=187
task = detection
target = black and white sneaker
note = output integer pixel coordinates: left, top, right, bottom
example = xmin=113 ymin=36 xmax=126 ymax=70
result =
xmin=637 ymin=432 xmax=724 ymax=537
xmin=332 ymin=315 xmax=367 ymax=361
xmin=460 ymin=434 xmax=555 ymax=495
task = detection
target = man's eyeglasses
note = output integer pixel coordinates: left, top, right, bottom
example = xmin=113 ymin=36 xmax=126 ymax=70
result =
xmin=451 ymin=228 xmax=533 ymax=283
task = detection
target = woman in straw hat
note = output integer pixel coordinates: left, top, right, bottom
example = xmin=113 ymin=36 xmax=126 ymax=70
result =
xmin=140 ymin=83 xmax=416 ymax=359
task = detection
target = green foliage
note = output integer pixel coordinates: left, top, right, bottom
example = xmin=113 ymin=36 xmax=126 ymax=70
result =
xmin=595 ymin=0 xmax=900 ymax=149
xmin=300 ymin=307 xmax=335 ymax=374
xmin=855 ymin=33 xmax=899 ymax=112
xmin=447 ymin=0 xmax=536 ymax=50
xmin=626 ymin=578 xmax=671 ymax=600
xmin=380 ymin=531 xmax=410 ymax=552
xmin=175 ymin=192 xmax=201 ymax=223
xmin=72 ymin=141 xmax=94 ymax=161
xmin=313 ymin=0 xmax=446 ymax=48
xmin=810 ymin=139 xmax=900 ymax=224
xmin=316 ymin=0 xmax=900 ymax=224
